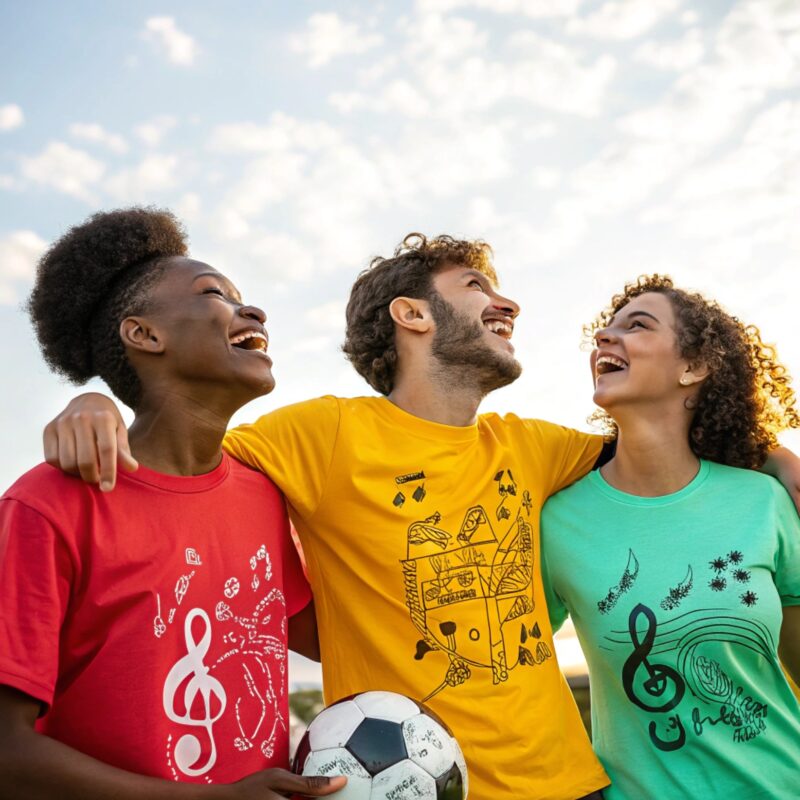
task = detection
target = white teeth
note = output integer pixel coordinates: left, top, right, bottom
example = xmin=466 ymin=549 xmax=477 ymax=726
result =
xmin=596 ymin=355 xmax=627 ymax=372
xmin=229 ymin=331 xmax=267 ymax=349
xmin=484 ymin=319 xmax=512 ymax=337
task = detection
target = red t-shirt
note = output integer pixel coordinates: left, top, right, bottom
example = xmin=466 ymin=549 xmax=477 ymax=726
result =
xmin=0 ymin=454 xmax=311 ymax=783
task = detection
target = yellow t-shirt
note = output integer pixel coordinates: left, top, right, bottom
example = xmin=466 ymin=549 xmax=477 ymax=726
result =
xmin=225 ymin=396 xmax=609 ymax=799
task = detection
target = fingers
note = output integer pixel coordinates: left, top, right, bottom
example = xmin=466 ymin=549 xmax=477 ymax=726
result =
xmin=94 ymin=417 xmax=121 ymax=491
xmin=116 ymin=427 xmax=138 ymax=475
xmin=259 ymin=769 xmax=347 ymax=796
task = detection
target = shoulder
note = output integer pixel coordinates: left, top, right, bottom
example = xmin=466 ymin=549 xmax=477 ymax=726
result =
xmin=2 ymin=463 xmax=97 ymax=520
xmin=479 ymin=412 xmax=598 ymax=446
xmin=2 ymin=464 xmax=100 ymax=509
xmin=705 ymin=460 xmax=782 ymax=498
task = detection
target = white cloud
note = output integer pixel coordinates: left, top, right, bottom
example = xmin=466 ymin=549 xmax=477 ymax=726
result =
xmin=415 ymin=0 xmax=584 ymax=18
xmin=289 ymin=13 xmax=383 ymax=68
xmin=209 ymin=115 xmax=339 ymax=154
xmin=68 ymin=122 xmax=128 ymax=154
xmin=143 ymin=17 xmax=198 ymax=66
xmin=621 ymin=0 xmax=800 ymax=146
xmin=175 ymin=192 xmax=201 ymax=222
xmin=567 ymin=0 xmax=683 ymax=40
xmin=105 ymin=154 xmax=179 ymax=201
xmin=135 ymin=115 xmax=177 ymax=146
xmin=633 ymin=27 xmax=704 ymax=70
xmin=0 ymin=104 xmax=23 ymax=131
xmin=0 ymin=230 xmax=48 ymax=304
xmin=20 ymin=142 xmax=105 ymax=202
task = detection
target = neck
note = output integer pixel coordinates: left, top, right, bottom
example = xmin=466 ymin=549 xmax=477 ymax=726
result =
xmin=601 ymin=410 xmax=699 ymax=496
xmin=388 ymin=365 xmax=484 ymax=427
xmin=127 ymin=389 xmax=233 ymax=476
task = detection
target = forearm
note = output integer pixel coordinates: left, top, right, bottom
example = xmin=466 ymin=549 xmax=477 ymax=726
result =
xmin=0 ymin=726 xmax=225 ymax=800
xmin=778 ymin=605 xmax=800 ymax=687
xmin=761 ymin=446 xmax=800 ymax=516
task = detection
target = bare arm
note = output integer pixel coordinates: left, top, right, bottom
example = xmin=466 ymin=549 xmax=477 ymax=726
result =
xmin=779 ymin=606 xmax=800 ymax=687
xmin=289 ymin=601 xmax=321 ymax=662
xmin=762 ymin=447 xmax=800 ymax=516
xmin=0 ymin=686 xmax=344 ymax=800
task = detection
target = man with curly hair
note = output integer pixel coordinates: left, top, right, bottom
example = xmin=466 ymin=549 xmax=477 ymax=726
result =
xmin=41 ymin=234 xmax=800 ymax=800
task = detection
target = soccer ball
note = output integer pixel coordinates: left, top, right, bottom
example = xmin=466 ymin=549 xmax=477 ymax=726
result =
xmin=292 ymin=690 xmax=467 ymax=799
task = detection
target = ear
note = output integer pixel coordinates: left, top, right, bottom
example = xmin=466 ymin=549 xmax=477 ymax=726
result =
xmin=389 ymin=296 xmax=434 ymax=334
xmin=679 ymin=362 xmax=710 ymax=387
xmin=119 ymin=317 xmax=165 ymax=354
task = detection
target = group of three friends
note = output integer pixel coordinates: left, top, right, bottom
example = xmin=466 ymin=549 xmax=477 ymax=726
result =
xmin=0 ymin=207 xmax=798 ymax=799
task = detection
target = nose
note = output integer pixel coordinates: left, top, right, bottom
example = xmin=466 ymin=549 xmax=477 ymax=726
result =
xmin=493 ymin=292 xmax=520 ymax=319
xmin=594 ymin=325 xmax=617 ymax=346
xmin=239 ymin=304 xmax=267 ymax=324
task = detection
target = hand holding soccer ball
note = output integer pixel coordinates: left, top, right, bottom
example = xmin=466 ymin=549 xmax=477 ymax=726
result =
xmin=293 ymin=691 xmax=468 ymax=799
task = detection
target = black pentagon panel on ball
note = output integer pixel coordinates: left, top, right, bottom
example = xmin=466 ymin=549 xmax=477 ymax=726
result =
xmin=345 ymin=717 xmax=408 ymax=775
xmin=435 ymin=762 xmax=464 ymax=799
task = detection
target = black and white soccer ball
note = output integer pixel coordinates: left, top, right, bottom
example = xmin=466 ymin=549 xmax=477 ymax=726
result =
xmin=292 ymin=690 xmax=468 ymax=799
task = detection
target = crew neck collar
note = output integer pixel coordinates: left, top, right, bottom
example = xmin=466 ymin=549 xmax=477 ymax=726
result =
xmin=589 ymin=459 xmax=711 ymax=506
xmin=120 ymin=451 xmax=231 ymax=493
xmin=374 ymin=397 xmax=480 ymax=443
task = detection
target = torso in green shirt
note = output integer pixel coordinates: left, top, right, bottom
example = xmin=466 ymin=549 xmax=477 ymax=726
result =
xmin=542 ymin=460 xmax=800 ymax=800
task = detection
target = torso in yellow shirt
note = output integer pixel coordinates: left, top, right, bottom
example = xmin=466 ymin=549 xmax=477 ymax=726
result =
xmin=225 ymin=395 xmax=609 ymax=800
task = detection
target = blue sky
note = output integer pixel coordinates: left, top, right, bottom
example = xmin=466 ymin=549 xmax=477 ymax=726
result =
xmin=2 ymin=1 xmax=800 ymax=674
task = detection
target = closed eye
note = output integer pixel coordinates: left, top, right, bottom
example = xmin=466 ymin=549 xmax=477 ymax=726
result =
xmin=202 ymin=287 xmax=225 ymax=297
xmin=629 ymin=320 xmax=647 ymax=329
xmin=468 ymin=279 xmax=486 ymax=291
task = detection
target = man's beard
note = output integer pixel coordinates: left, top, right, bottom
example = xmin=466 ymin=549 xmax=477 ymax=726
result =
xmin=429 ymin=292 xmax=522 ymax=394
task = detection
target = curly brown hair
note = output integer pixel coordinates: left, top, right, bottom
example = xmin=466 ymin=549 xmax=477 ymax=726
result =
xmin=27 ymin=207 xmax=188 ymax=410
xmin=585 ymin=274 xmax=799 ymax=469
xmin=343 ymin=233 xmax=496 ymax=395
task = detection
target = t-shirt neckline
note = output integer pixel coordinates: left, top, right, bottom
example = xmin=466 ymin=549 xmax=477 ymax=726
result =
xmin=588 ymin=458 xmax=711 ymax=506
xmin=121 ymin=452 xmax=231 ymax=493
xmin=374 ymin=397 xmax=479 ymax=443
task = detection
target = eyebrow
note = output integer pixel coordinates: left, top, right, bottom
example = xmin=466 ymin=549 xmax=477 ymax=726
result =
xmin=611 ymin=309 xmax=661 ymax=325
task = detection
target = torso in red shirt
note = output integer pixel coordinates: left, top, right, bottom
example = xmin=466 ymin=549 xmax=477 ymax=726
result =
xmin=0 ymin=454 xmax=310 ymax=783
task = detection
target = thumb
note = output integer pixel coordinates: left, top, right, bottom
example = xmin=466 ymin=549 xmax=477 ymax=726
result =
xmin=270 ymin=772 xmax=347 ymax=797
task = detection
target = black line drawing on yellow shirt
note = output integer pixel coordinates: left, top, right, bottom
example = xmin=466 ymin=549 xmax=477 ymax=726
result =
xmin=660 ymin=565 xmax=694 ymax=611
xmin=401 ymin=470 xmax=542 ymax=701
xmin=597 ymin=549 xmax=640 ymax=614
xmin=607 ymin=605 xmax=774 ymax=749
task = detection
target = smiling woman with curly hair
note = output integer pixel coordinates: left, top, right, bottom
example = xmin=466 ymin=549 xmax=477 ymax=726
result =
xmin=540 ymin=275 xmax=800 ymax=800
xmin=584 ymin=274 xmax=799 ymax=469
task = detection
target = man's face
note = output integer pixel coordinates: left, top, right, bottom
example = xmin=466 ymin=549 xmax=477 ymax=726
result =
xmin=428 ymin=265 xmax=522 ymax=392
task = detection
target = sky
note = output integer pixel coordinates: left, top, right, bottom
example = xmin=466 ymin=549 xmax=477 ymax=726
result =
xmin=2 ymin=0 xmax=800 ymax=681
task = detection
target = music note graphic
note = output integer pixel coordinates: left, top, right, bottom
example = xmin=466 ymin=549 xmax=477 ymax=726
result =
xmin=163 ymin=608 xmax=227 ymax=777
xmin=622 ymin=603 xmax=685 ymax=713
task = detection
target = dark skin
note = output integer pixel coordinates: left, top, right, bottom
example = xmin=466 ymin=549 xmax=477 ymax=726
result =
xmin=0 ymin=257 xmax=339 ymax=799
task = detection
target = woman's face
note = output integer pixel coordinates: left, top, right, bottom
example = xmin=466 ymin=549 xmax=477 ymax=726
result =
xmin=134 ymin=256 xmax=275 ymax=405
xmin=590 ymin=291 xmax=690 ymax=416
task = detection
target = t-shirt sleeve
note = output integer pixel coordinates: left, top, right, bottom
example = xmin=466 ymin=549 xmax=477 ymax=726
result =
xmin=0 ymin=498 xmax=73 ymax=707
xmin=283 ymin=525 xmax=312 ymax=618
xmin=526 ymin=420 xmax=604 ymax=498
xmin=773 ymin=481 xmax=800 ymax=607
xmin=223 ymin=397 xmax=341 ymax=520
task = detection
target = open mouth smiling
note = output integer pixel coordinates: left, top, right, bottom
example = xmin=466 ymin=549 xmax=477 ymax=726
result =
xmin=229 ymin=329 xmax=269 ymax=355
xmin=483 ymin=317 xmax=514 ymax=341
xmin=595 ymin=354 xmax=627 ymax=376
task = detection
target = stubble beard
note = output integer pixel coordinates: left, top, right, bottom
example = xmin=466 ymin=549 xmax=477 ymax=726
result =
xmin=429 ymin=292 xmax=522 ymax=395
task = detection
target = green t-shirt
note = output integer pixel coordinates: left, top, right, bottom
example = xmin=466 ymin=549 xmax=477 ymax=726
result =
xmin=541 ymin=460 xmax=800 ymax=800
